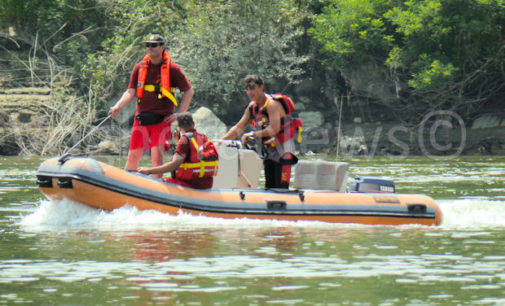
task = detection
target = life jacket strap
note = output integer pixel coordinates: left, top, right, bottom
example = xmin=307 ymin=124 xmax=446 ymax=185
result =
xmin=142 ymin=85 xmax=178 ymax=106
xmin=179 ymin=161 xmax=219 ymax=178
xmin=161 ymin=87 xmax=178 ymax=106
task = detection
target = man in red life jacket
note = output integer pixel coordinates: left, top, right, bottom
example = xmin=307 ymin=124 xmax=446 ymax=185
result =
xmin=138 ymin=112 xmax=217 ymax=189
xmin=110 ymin=34 xmax=194 ymax=178
xmin=222 ymin=75 xmax=300 ymax=189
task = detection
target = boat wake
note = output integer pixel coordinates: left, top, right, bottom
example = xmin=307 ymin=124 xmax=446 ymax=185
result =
xmin=19 ymin=198 xmax=505 ymax=232
xmin=437 ymin=199 xmax=505 ymax=230
xmin=19 ymin=199 xmax=354 ymax=232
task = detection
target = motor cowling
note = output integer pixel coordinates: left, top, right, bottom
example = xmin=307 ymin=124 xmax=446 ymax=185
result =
xmin=349 ymin=177 xmax=395 ymax=193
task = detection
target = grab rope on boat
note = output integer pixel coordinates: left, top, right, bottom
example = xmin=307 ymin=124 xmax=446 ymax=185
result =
xmin=58 ymin=114 xmax=112 ymax=165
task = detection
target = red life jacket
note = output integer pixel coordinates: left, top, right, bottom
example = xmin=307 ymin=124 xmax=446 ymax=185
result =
xmin=175 ymin=132 xmax=219 ymax=180
xmin=137 ymin=50 xmax=178 ymax=106
xmin=249 ymin=94 xmax=303 ymax=145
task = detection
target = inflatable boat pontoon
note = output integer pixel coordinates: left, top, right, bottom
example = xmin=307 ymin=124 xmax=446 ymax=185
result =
xmin=36 ymin=146 xmax=442 ymax=226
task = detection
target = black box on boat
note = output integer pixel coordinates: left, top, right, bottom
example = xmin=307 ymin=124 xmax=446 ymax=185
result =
xmin=349 ymin=177 xmax=395 ymax=193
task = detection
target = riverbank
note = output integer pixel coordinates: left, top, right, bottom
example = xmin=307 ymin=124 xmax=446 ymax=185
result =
xmin=1 ymin=87 xmax=504 ymax=157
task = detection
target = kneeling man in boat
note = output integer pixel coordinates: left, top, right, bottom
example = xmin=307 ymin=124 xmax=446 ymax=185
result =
xmin=138 ymin=112 xmax=218 ymax=189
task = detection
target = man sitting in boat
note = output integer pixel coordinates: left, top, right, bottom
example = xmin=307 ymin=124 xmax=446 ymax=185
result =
xmin=138 ymin=112 xmax=218 ymax=189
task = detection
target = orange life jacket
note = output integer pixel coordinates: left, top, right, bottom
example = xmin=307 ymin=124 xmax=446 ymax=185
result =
xmin=137 ymin=50 xmax=178 ymax=106
xmin=176 ymin=132 xmax=219 ymax=180
xmin=249 ymin=94 xmax=303 ymax=146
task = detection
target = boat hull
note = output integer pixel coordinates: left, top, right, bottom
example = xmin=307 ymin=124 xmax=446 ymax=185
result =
xmin=36 ymin=157 xmax=442 ymax=226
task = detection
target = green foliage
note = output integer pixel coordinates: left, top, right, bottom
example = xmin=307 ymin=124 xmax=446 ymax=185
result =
xmin=408 ymin=56 xmax=458 ymax=90
xmin=310 ymin=0 xmax=505 ymax=118
xmin=168 ymin=0 xmax=310 ymax=121
xmin=1 ymin=0 xmax=109 ymax=71
xmin=309 ymin=0 xmax=394 ymax=65
xmin=384 ymin=0 xmax=505 ymax=92
xmin=1 ymin=0 xmax=504 ymax=129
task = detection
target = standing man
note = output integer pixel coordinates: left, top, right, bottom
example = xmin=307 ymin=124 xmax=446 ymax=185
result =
xmin=222 ymin=75 xmax=301 ymax=189
xmin=110 ymin=34 xmax=194 ymax=178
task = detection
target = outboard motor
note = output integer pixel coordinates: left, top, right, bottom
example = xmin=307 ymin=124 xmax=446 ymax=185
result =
xmin=349 ymin=177 xmax=395 ymax=193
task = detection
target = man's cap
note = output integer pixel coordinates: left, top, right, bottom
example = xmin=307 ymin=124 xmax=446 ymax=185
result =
xmin=145 ymin=34 xmax=165 ymax=44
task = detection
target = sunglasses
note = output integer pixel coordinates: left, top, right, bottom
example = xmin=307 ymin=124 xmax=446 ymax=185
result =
xmin=245 ymin=83 xmax=259 ymax=90
xmin=145 ymin=43 xmax=161 ymax=48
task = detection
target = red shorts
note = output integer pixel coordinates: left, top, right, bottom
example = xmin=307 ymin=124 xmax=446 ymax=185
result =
xmin=129 ymin=118 xmax=173 ymax=152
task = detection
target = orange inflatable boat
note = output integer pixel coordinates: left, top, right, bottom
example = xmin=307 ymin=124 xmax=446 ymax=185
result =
xmin=36 ymin=151 xmax=442 ymax=226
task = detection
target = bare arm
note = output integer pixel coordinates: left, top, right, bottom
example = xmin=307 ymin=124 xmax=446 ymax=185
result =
xmin=110 ymin=88 xmax=136 ymax=117
xmin=166 ymin=87 xmax=194 ymax=124
xmin=138 ymin=153 xmax=186 ymax=175
xmin=222 ymin=104 xmax=252 ymax=140
xmin=241 ymin=100 xmax=282 ymax=142
xmin=178 ymin=87 xmax=194 ymax=113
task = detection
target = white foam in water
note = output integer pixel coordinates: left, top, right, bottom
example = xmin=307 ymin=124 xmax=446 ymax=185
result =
xmin=19 ymin=199 xmax=104 ymax=231
xmin=20 ymin=199 xmax=357 ymax=232
xmin=20 ymin=198 xmax=505 ymax=232
xmin=438 ymin=199 xmax=505 ymax=230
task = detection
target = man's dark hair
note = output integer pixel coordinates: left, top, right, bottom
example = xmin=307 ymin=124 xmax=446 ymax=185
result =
xmin=244 ymin=75 xmax=264 ymax=86
xmin=177 ymin=112 xmax=195 ymax=130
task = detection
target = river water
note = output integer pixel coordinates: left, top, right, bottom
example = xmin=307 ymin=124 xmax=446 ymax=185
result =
xmin=1 ymin=155 xmax=505 ymax=305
